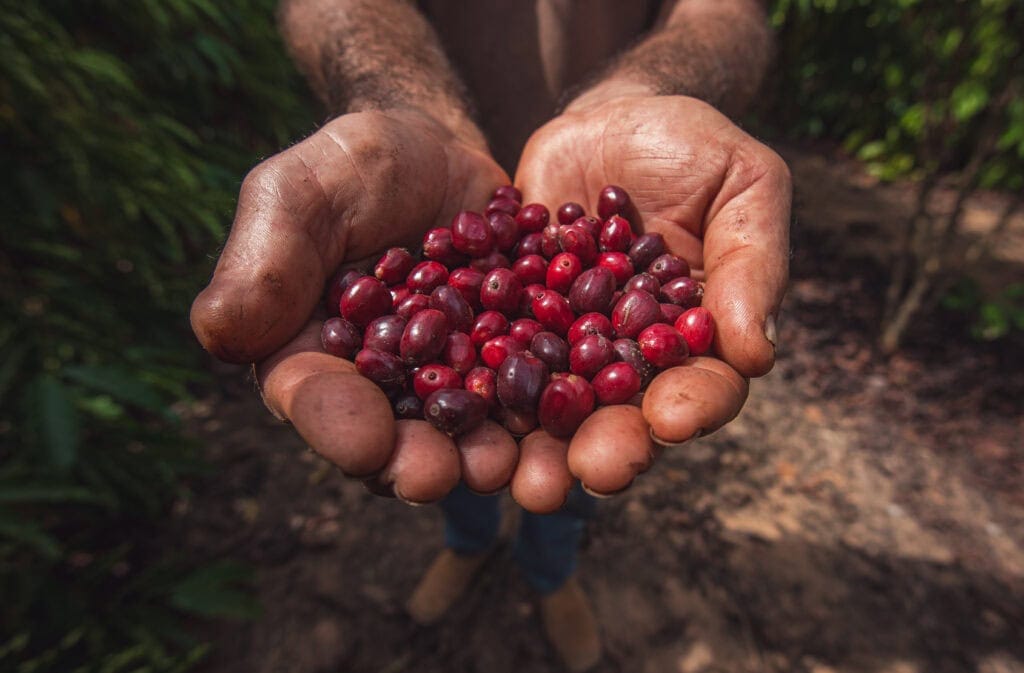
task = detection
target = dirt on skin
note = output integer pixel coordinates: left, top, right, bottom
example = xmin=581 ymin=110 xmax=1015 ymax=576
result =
xmin=176 ymin=144 xmax=1024 ymax=673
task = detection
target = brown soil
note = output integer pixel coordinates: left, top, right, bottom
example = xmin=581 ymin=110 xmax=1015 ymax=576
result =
xmin=176 ymin=144 xmax=1024 ymax=673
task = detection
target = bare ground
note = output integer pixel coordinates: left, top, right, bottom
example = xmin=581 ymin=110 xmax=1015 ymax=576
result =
xmin=176 ymin=144 xmax=1024 ymax=673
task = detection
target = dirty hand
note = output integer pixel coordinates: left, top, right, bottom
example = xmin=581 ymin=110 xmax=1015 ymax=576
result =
xmin=190 ymin=109 xmax=513 ymax=501
xmin=514 ymin=94 xmax=791 ymax=494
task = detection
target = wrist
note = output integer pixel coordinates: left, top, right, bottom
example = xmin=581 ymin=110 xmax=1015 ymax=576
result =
xmin=564 ymin=79 xmax=655 ymax=114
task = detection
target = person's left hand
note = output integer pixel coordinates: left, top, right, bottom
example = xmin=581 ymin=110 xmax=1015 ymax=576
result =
xmin=513 ymin=93 xmax=791 ymax=496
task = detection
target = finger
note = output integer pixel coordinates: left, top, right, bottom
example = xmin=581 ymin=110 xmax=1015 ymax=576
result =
xmin=700 ymin=143 xmax=791 ymax=377
xmin=641 ymin=356 xmax=749 ymax=445
xmin=510 ymin=430 xmax=574 ymax=514
xmin=191 ymin=112 xmax=505 ymax=364
xmin=456 ymin=420 xmax=520 ymax=495
xmin=567 ymin=405 xmax=657 ymax=496
xmin=378 ymin=420 xmax=462 ymax=504
xmin=257 ymin=320 xmax=395 ymax=477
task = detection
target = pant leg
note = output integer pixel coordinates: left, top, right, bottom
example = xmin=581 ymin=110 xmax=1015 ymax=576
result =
xmin=440 ymin=481 xmax=502 ymax=555
xmin=514 ymin=482 xmax=596 ymax=595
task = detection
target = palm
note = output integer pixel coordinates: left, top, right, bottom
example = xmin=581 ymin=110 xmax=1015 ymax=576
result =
xmin=514 ymin=96 xmax=790 ymax=487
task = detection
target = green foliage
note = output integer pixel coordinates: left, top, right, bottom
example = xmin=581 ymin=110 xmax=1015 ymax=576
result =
xmin=0 ymin=0 xmax=310 ymax=670
xmin=943 ymin=280 xmax=1024 ymax=341
xmin=769 ymin=0 xmax=1024 ymax=189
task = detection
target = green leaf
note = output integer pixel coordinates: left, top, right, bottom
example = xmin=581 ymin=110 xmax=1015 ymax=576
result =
xmin=63 ymin=365 xmax=168 ymax=415
xmin=0 ymin=483 xmax=110 ymax=506
xmin=951 ymin=81 xmax=989 ymax=122
xmin=26 ymin=375 xmax=80 ymax=469
xmin=170 ymin=562 xmax=261 ymax=619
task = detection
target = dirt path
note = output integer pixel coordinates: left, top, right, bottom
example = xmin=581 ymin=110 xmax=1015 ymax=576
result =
xmin=178 ymin=145 xmax=1024 ymax=673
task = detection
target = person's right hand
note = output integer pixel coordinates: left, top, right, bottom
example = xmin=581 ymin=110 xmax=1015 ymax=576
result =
xmin=190 ymin=109 xmax=511 ymax=502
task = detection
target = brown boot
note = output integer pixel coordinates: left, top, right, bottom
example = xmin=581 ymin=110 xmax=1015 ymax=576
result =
xmin=405 ymin=548 xmax=489 ymax=626
xmin=540 ymin=576 xmax=602 ymax=672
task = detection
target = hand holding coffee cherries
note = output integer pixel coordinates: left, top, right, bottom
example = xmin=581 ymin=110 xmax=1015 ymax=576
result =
xmin=513 ymin=94 xmax=791 ymax=484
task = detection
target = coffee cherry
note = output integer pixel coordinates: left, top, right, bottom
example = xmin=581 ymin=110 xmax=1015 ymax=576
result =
xmin=497 ymin=352 xmax=549 ymax=411
xmin=599 ymin=215 xmax=635 ymax=253
xmin=414 ymin=364 xmax=464 ymax=400
xmin=567 ymin=312 xmax=613 ymax=346
xmin=637 ymin=323 xmax=689 ymax=368
xmin=451 ymin=211 xmax=496 ymax=257
xmin=596 ymin=252 xmax=634 ymax=286
xmin=325 ymin=269 xmax=363 ymax=317
xmin=612 ymin=338 xmax=656 ymax=386
xmin=363 ymin=314 xmax=407 ymax=354
xmin=406 ymin=261 xmax=450 ymax=295
xmin=648 ymin=254 xmax=690 ymax=284
xmin=480 ymin=335 xmax=524 ymax=369
xmin=429 ymin=285 xmax=474 ymax=333
xmin=447 ymin=267 xmax=485 ymax=310
xmin=512 ymin=254 xmax=548 ymax=286
xmin=531 ymin=290 xmax=575 ymax=336
xmin=571 ymin=215 xmax=602 ymax=239
xmin=374 ymin=247 xmax=415 ymax=285
xmin=485 ymin=198 xmax=520 ymax=218
xmin=530 ymin=331 xmax=570 ymax=372
xmin=546 ymin=252 xmax=584 ymax=295
xmin=675 ymin=307 xmax=715 ymax=355
xmin=423 ymin=227 xmax=467 ymax=267
xmin=623 ymin=272 xmax=660 ymax=297
xmin=515 ymin=232 xmax=544 ymax=258
xmin=597 ymin=185 xmax=631 ymax=219
xmin=660 ymin=276 xmax=703 ymax=308
xmin=393 ymin=393 xmax=423 ymax=420
xmin=496 ymin=406 xmax=539 ymax=435
xmin=469 ymin=250 xmax=511 ymax=273
xmin=538 ymin=375 xmax=595 ymax=438
xmin=611 ymin=289 xmax=662 ymax=339
xmin=492 ymin=185 xmax=522 ymax=203
xmin=628 ymin=233 xmax=666 ymax=270
xmin=395 ymin=293 xmax=430 ymax=321
xmin=660 ymin=303 xmax=685 ymax=324
xmin=488 ymin=211 xmax=520 ymax=252
xmin=591 ymin=362 xmax=642 ymax=405
xmin=340 ymin=277 xmax=392 ymax=328
xmin=568 ymin=266 xmax=617 ymax=315
xmin=390 ymin=284 xmax=411 ymax=309
xmin=557 ymin=202 xmax=585 ymax=225
xmin=321 ymin=317 xmax=361 ymax=359
xmin=355 ymin=348 xmax=406 ymax=394
xmin=569 ymin=334 xmax=615 ymax=379
xmin=558 ymin=223 xmax=597 ymax=266
xmin=540 ymin=223 xmax=562 ymax=259
xmin=464 ymin=366 xmax=497 ymax=407
xmin=519 ymin=283 xmax=547 ymax=318
xmin=509 ymin=318 xmax=544 ymax=346
xmin=470 ymin=310 xmax=509 ymax=347
xmin=442 ymin=332 xmax=476 ymax=375
xmin=516 ymin=203 xmax=550 ymax=233
xmin=424 ymin=388 xmax=488 ymax=436
xmin=480 ymin=268 xmax=523 ymax=315
xmin=400 ymin=309 xmax=449 ymax=366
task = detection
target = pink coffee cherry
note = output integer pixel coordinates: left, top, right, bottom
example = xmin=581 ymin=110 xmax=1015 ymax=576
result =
xmin=567 ymin=312 xmax=614 ymax=346
xmin=569 ymin=334 xmax=615 ymax=380
xmin=512 ymin=254 xmax=548 ymax=286
xmin=531 ymin=290 xmax=575 ymax=337
xmin=492 ymin=184 xmax=522 ymax=203
xmin=598 ymin=215 xmax=635 ymax=253
xmin=470 ymin=310 xmax=510 ymax=347
xmin=464 ymin=366 xmax=498 ymax=407
xmin=451 ymin=211 xmax=496 ymax=257
xmin=363 ymin=314 xmax=407 ymax=354
xmin=414 ymin=364 xmax=464 ymax=400
xmin=546 ymin=252 xmax=584 ymax=295
xmin=399 ymin=309 xmax=449 ymax=366
xmin=591 ymin=362 xmax=642 ymax=405
xmin=637 ymin=323 xmax=689 ymax=368
xmin=628 ymin=233 xmax=666 ymax=271
xmin=406 ymin=260 xmax=450 ymax=295
xmin=597 ymin=184 xmax=631 ymax=220
xmin=480 ymin=268 xmax=523 ymax=315
xmin=538 ymin=374 xmax=595 ymax=438
xmin=480 ymin=335 xmax=525 ymax=370
xmin=596 ymin=252 xmax=635 ymax=287
xmin=557 ymin=202 xmax=585 ymax=225
xmin=321 ymin=317 xmax=361 ymax=359
xmin=374 ymin=247 xmax=415 ymax=286
xmin=340 ymin=276 xmax=392 ymax=328
xmin=648 ymin=254 xmax=690 ymax=284
xmin=675 ymin=307 xmax=715 ymax=355
xmin=611 ymin=289 xmax=662 ymax=339
xmin=515 ymin=203 xmax=550 ymax=233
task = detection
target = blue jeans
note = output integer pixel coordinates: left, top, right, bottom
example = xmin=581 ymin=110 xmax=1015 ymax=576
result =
xmin=440 ymin=481 xmax=596 ymax=595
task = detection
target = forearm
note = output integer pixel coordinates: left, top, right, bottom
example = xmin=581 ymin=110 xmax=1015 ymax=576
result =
xmin=569 ymin=0 xmax=772 ymax=117
xmin=278 ymin=0 xmax=485 ymax=147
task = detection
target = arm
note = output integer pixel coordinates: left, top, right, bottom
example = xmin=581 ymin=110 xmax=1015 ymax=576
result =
xmin=278 ymin=0 xmax=485 ymax=147
xmin=570 ymin=0 xmax=771 ymax=115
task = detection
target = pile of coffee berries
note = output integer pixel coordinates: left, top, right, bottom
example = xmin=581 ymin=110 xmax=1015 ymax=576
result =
xmin=320 ymin=185 xmax=715 ymax=439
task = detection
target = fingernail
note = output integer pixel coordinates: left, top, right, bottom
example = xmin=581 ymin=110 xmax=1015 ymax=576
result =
xmin=764 ymin=314 xmax=778 ymax=349
xmin=650 ymin=427 xmax=703 ymax=449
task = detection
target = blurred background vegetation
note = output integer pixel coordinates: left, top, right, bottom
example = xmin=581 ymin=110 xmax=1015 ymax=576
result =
xmin=0 ymin=0 xmax=1019 ymax=670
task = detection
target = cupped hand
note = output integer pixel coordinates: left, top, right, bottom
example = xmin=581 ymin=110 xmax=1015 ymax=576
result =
xmin=190 ymin=109 xmax=513 ymax=501
xmin=514 ymin=95 xmax=791 ymax=496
